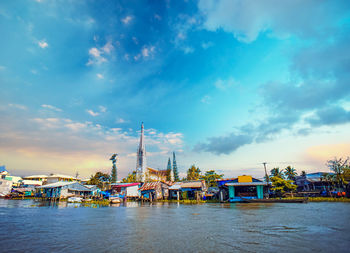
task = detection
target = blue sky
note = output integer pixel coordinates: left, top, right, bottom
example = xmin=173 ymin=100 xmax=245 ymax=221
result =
xmin=1 ymin=0 xmax=350 ymax=179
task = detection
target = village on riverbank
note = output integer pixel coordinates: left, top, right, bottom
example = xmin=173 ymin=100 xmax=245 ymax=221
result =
xmin=1 ymin=123 xmax=350 ymax=204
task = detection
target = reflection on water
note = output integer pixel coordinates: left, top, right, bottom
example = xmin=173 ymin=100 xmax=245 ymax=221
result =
xmin=0 ymin=199 xmax=349 ymax=253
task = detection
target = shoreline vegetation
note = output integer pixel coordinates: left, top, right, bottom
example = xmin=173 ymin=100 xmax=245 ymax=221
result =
xmin=3 ymin=197 xmax=350 ymax=204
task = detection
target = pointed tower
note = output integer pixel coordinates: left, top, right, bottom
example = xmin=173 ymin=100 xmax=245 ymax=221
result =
xmin=166 ymin=157 xmax=172 ymax=181
xmin=172 ymin=151 xmax=179 ymax=181
xmin=136 ymin=122 xmax=146 ymax=182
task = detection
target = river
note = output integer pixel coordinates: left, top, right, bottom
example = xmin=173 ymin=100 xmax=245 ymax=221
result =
xmin=0 ymin=199 xmax=349 ymax=253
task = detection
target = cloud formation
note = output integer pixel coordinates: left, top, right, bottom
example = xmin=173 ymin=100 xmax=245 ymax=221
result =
xmin=198 ymin=0 xmax=350 ymax=42
xmin=38 ymin=40 xmax=48 ymax=48
xmin=195 ymin=32 xmax=350 ymax=154
xmin=41 ymin=104 xmax=62 ymax=112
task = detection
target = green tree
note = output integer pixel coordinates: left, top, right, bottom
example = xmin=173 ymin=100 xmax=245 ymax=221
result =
xmin=166 ymin=158 xmax=172 ymax=181
xmin=270 ymin=168 xmax=284 ymax=179
xmin=121 ymin=171 xmax=138 ymax=183
xmin=284 ymin=166 xmax=297 ymax=181
xmin=87 ymin=172 xmax=111 ymax=189
xmin=173 ymin=152 xmax=179 ymax=181
xmin=270 ymin=176 xmax=297 ymax=197
xmin=186 ymin=165 xmax=201 ymax=181
xmin=327 ymin=157 xmax=349 ymax=189
xmin=110 ymin=154 xmax=118 ymax=183
xmin=301 ymin=170 xmax=307 ymax=177
xmin=200 ymin=170 xmax=224 ymax=187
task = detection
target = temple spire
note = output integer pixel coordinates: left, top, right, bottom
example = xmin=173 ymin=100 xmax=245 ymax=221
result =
xmin=136 ymin=122 xmax=146 ymax=182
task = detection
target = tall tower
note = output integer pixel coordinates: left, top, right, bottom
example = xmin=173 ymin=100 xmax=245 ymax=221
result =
xmin=136 ymin=122 xmax=146 ymax=182
xmin=172 ymin=151 xmax=179 ymax=181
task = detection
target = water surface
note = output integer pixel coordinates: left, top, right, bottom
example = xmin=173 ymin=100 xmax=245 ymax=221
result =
xmin=0 ymin=199 xmax=349 ymax=252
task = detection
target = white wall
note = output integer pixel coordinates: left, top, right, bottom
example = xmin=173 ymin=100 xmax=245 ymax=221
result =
xmin=126 ymin=185 xmax=140 ymax=197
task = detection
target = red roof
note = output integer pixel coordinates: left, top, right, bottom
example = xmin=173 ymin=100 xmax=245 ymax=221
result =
xmin=111 ymin=183 xmax=140 ymax=188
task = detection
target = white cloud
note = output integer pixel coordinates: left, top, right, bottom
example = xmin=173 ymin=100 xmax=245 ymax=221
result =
xmin=116 ymin=118 xmax=128 ymax=124
xmin=1 ymin=112 xmax=185 ymax=178
xmin=141 ymin=46 xmax=155 ymax=58
xmin=86 ymin=109 xmax=99 ymax=117
xmin=87 ymin=47 xmax=107 ymax=66
xmin=38 ymin=40 xmax=48 ymax=48
xmin=41 ymin=104 xmax=62 ymax=112
xmin=198 ymin=0 xmax=349 ymax=43
xmin=99 ymin=106 xmax=107 ymax=113
xmin=214 ymin=77 xmax=237 ymax=90
xmin=96 ymin=73 xmax=104 ymax=79
xmin=89 ymin=47 xmax=101 ymax=58
xmin=64 ymin=122 xmax=88 ymax=131
xmin=102 ymin=41 xmax=114 ymax=54
xmin=8 ymin=103 xmax=27 ymax=110
xmin=134 ymin=54 xmax=141 ymax=61
xmin=121 ymin=16 xmax=133 ymax=24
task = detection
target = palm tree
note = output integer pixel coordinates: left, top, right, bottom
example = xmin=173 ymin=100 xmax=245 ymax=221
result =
xmin=270 ymin=168 xmax=284 ymax=179
xmin=327 ymin=157 xmax=349 ymax=190
xmin=284 ymin=166 xmax=297 ymax=181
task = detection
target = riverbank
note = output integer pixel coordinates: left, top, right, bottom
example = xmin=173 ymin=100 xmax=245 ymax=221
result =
xmin=3 ymin=196 xmax=350 ymax=204
xmin=279 ymin=197 xmax=350 ymax=202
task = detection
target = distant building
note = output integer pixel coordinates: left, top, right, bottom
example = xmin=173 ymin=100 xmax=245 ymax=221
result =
xmin=136 ymin=123 xmax=146 ymax=182
xmin=4 ymin=175 xmax=22 ymax=187
xmin=181 ymin=180 xmax=207 ymax=200
xmin=295 ymin=172 xmax=335 ymax=191
xmin=38 ymin=182 xmax=92 ymax=198
xmin=111 ymin=183 xmax=141 ymax=198
xmin=46 ymin=174 xmax=79 ymax=184
xmin=225 ymin=175 xmax=267 ymax=202
xmin=23 ymin=175 xmax=48 ymax=184
xmin=139 ymin=181 xmax=171 ymax=201
xmin=0 ymin=178 xmax=13 ymax=197
xmin=21 ymin=179 xmax=43 ymax=187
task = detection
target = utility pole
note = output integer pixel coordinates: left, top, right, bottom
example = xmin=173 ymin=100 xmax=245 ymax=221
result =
xmin=263 ymin=162 xmax=269 ymax=183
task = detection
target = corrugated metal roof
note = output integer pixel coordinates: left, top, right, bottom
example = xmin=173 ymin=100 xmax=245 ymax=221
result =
xmin=38 ymin=181 xmax=74 ymax=188
xmin=47 ymin=174 xmax=77 ymax=180
xmin=169 ymin=182 xmax=182 ymax=190
xmin=13 ymin=188 xmax=33 ymax=192
xmin=181 ymin=181 xmax=203 ymax=188
xmin=226 ymin=182 xmax=268 ymax=186
xmin=68 ymin=184 xmax=92 ymax=192
xmin=140 ymin=182 xmax=163 ymax=191
xmin=23 ymin=175 xmax=48 ymax=179
xmin=112 ymin=183 xmax=140 ymax=188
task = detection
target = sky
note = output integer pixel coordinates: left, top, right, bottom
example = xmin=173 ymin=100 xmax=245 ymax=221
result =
xmin=1 ymin=0 xmax=350 ymax=180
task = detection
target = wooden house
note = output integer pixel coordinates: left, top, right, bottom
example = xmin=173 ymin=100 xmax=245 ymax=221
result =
xmin=180 ymin=181 xmax=207 ymax=200
xmin=139 ymin=181 xmax=170 ymax=201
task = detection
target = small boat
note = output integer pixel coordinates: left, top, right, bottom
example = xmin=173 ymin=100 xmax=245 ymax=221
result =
xmin=67 ymin=197 xmax=83 ymax=203
xmin=242 ymin=198 xmax=308 ymax=203
xmin=109 ymin=197 xmax=122 ymax=204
